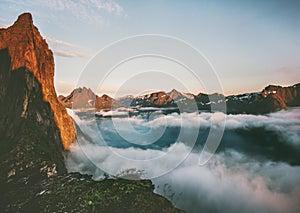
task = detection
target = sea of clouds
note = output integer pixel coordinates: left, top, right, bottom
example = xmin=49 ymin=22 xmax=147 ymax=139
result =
xmin=66 ymin=108 xmax=300 ymax=213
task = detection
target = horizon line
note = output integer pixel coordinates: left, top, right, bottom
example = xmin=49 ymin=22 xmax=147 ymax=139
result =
xmin=56 ymin=82 xmax=300 ymax=99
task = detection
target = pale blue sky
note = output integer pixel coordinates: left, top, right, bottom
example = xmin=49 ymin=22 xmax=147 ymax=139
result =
xmin=1 ymin=0 xmax=299 ymax=96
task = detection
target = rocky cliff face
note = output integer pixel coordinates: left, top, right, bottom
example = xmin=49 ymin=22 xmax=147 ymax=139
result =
xmin=0 ymin=13 xmax=74 ymax=184
xmin=0 ymin=13 xmax=76 ymax=149
xmin=0 ymin=48 xmax=67 ymax=194
xmin=0 ymin=11 xmax=73 ymax=207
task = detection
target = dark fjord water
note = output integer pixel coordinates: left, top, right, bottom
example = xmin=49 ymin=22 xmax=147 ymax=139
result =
xmin=66 ymin=108 xmax=300 ymax=213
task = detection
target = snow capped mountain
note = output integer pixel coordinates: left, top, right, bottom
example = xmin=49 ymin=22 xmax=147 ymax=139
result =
xmin=167 ymin=89 xmax=194 ymax=100
xmin=167 ymin=89 xmax=184 ymax=100
xmin=58 ymin=84 xmax=300 ymax=114
xmin=131 ymin=91 xmax=174 ymax=107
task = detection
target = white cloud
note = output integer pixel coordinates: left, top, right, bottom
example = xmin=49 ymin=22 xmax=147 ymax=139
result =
xmin=54 ymin=49 xmax=92 ymax=58
xmin=66 ymin=136 xmax=300 ymax=213
xmin=85 ymin=0 xmax=125 ymax=15
xmin=1 ymin=0 xmax=126 ymax=30
xmin=65 ymin=108 xmax=300 ymax=213
xmin=45 ymin=36 xmax=93 ymax=58
xmin=42 ymin=0 xmax=125 ymax=15
xmin=34 ymin=0 xmax=126 ymax=26
xmin=46 ymin=36 xmax=78 ymax=48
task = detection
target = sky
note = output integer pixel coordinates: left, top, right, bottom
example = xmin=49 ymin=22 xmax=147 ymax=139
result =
xmin=0 ymin=0 xmax=299 ymax=97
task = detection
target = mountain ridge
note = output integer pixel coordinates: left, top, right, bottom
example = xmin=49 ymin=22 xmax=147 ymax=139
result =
xmin=62 ymin=83 xmax=300 ymax=114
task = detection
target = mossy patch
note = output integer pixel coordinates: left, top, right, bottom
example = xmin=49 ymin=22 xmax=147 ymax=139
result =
xmin=2 ymin=173 xmax=183 ymax=213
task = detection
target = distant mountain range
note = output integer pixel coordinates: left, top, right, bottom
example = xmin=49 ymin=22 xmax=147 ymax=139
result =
xmin=58 ymin=83 xmax=300 ymax=114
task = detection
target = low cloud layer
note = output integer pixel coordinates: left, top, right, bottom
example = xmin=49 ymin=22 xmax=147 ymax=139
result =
xmin=98 ymin=108 xmax=300 ymax=147
xmin=153 ymin=151 xmax=300 ymax=213
xmin=66 ymin=108 xmax=300 ymax=213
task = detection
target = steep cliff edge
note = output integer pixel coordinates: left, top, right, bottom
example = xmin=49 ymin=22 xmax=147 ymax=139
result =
xmin=0 ymin=13 xmax=76 ymax=149
xmin=0 ymin=13 xmax=181 ymax=212
xmin=0 ymin=13 xmax=70 ymax=185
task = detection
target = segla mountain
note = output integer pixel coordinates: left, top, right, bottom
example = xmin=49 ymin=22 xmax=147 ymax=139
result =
xmin=0 ymin=13 xmax=76 ymax=150
xmin=60 ymin=84 xmax=300 ymax=114
xmin=0 ymin=13 xmax=73 ymax=181
xmin=0 ymin=13 xmax=181 ymax=212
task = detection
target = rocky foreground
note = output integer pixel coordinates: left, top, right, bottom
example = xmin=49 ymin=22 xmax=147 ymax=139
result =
xmin=1 ymin=172 xmax=180 ymax=213
xmin=0 ymin=13 xmax=181 ymax=212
